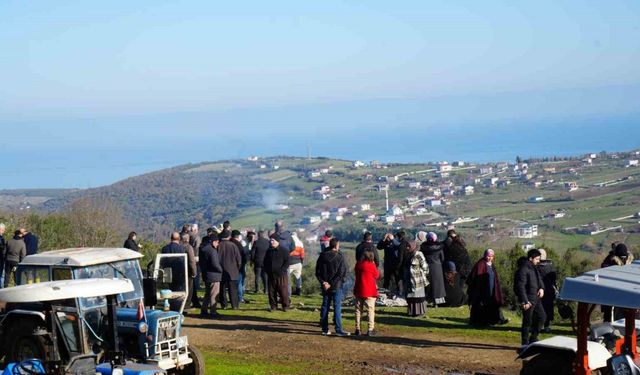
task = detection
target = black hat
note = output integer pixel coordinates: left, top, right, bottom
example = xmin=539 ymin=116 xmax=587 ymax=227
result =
xmin=615 ymin=243 xmax=629 ymax=257
xmin=209 ymin=233 xmax=219 ymax=242
xmin=231 ymin=229 xmax=241 ymax=237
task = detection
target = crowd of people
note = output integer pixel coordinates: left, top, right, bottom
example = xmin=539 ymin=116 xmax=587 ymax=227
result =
xmin=2 ymin=217 xmax=634 ymax=344
xmin=0 ymin=223 xmax=39 ymax=288
xmin=146 ymin=221 xmax=563 ymax=341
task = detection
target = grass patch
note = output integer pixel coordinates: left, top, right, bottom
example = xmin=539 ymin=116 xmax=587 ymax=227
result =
xmin=203 ymin=293 xmax=574 ymax=346
xmin=203 ymin=351 xmax=322 ymax=375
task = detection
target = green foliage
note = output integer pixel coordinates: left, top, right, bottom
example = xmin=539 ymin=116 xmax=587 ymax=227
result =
xmin=42 ymin=166 xmax=263 ymax=240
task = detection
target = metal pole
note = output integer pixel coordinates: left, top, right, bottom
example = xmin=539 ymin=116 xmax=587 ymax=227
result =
xmin=624 ymin=308 xmax=638 ymax=358
xmin=573 ymin=302 xmax=591 ymax=375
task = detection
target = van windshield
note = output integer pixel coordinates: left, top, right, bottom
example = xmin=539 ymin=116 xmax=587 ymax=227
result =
xmin=73 ymin=260 xmax=144 ymax=309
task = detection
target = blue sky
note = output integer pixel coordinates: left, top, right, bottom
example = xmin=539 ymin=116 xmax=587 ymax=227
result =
xmin=1 ymin=1 xmax=640 ymax=188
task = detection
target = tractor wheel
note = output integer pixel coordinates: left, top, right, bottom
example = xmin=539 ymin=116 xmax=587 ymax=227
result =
xmin=177 ymin=345 xmax=205 ymax=375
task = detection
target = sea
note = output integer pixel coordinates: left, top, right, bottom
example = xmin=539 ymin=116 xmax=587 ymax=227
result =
xmin=2 ymin=116 xmax=639 ymax=189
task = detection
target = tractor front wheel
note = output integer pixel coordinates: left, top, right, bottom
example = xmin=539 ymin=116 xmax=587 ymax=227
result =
xmin=179 ymin=345 xmax=205 ymax=375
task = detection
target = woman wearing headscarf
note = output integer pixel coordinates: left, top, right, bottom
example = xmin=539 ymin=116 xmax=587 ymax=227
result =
xmin=415 ymin=231 xmax=428 ymax=246
xmin=442 ymin=261 xmax=467 ymax=307
xmin=420 ymin=232 xmax=446 ymax=306
xmin=404 ymin=241 xmax=429 ymax=317
xmin=443 ymin=229 xmax=471 ymax=280
xmin=466 ymin=249 xmax=508 ymax=326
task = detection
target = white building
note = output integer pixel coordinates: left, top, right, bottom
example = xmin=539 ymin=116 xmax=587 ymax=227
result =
xmin=428 ymin=199 xmax=442 ymax=207
xmin=513 ymin=224 xmax=538 ymax=239
xmin=360 ymin=204 xmax=371 ymax=211
xmin=565 ymin=182 xmax=579 ymax=191
xmin=409 ymin=182 xmax=422 ymax=189
xmin=438 ymin=163 xmax=452 ymax=172
xmin=453 ymin=161 xmax=465 ymax=167
xmin=464 ymin=186 xmax=475 ymax=195
xmin=304 ymin=216 xmax=321 ymax=224
xmin=389 ymin=205 xmax=403 ymax=216
xmin=627 ymin=160 xmax=639 ymax=167
xmin=353 ymin=160 xmax=365 ymax=168
xmin=364 ymin=213 xmax=377 ymax=222
xmin=383 ymin=215 xmax=396 ymax=224
xmin=480 ymin=166 xmax=493 ymax=174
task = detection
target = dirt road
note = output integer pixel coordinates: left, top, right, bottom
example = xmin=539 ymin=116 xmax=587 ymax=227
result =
xmin=183 ymin=312 xmax=522 ymax=374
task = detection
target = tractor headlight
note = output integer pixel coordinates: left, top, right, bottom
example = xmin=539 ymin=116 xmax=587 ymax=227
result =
xmin=137 ymin=322 xmax=148 ymax=334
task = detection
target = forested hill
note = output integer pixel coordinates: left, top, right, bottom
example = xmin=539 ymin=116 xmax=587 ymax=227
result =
xmin=41 ymin=161 xmax=264 ymax=238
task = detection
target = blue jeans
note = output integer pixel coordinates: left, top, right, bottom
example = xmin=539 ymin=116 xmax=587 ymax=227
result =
xmin=237 ymin=266 xmax=246 ymax=302
xmin=320 ymin=288 xmax=344 ymax=333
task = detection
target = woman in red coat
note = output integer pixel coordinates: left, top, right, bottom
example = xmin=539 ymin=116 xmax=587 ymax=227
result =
xmin=353 ymin=251 xmax=380 ymax=336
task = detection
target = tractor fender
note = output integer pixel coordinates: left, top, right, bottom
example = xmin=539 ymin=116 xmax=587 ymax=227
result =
xmin=517 ymin=335 xmax=611 ymax=370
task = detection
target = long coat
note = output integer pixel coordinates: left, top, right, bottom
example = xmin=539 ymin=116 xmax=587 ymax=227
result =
xmin=467 ymin=258 xmax=504 ymax=326
xmin=406 ymin=251 xmax=429 ymax=297
xmin=420 ymin=242 xmax=446 ymax=303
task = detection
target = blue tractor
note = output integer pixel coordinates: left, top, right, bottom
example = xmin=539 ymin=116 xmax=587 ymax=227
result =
xmin=0 ymin=278 xmax=169 ymax=374
xmin=9 ymin=248 xmax=204 ymax=374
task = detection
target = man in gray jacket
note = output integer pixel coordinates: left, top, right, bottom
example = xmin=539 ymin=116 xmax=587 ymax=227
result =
xmin=4 ymin=230 xmax=26 ymax=287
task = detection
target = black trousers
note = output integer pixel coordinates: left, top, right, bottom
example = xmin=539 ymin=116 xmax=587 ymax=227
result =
xmin=220 ymin=279 xmax=239 ymax=309
xmin=254 ymin=266 xmax=268 ymax=293
xmin=3 ymin=260 xmax=18 ymax=288
xmin=267 ymin=274 xmax=289 ymax=310
xmin=383 ymin=269 xmax=402 ymax=294
xmin=191 ymin=269 xmax=201 ymax=307
xmin=521 ymin=298 xmax=547 ymax=345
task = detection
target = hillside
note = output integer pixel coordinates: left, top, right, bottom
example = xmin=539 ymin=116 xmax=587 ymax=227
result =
xmin=18 ymin=150 xmax=640 ymax=251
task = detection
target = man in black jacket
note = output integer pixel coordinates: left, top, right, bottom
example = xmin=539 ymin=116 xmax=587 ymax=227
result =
xmin=251 ymin=231 xmax=270 ymax=293
xmin=264 ymin=237 xmax=290 ymax=311
xmin=199 ymin=234 xmax=222 ymax=318
xmin=217 ymin=230 xmax=242 ymax=309
xmin=514 ymin=249 xmax=546 ymax=345
xmin=355 ymin=232 xmax=379 ymax=267
xmin=378 ymin=231 xmax=407 ymax=295
xmin=316 ymin=238 xmax=349 ymax=336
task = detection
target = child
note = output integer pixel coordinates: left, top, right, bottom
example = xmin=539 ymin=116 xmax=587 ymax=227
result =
xmin=353 ymin=250 xmax=380 ymax=336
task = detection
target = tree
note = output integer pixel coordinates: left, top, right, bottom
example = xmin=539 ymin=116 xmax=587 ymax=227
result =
xmin=66 ymin=197 xmax=127 ymax=247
